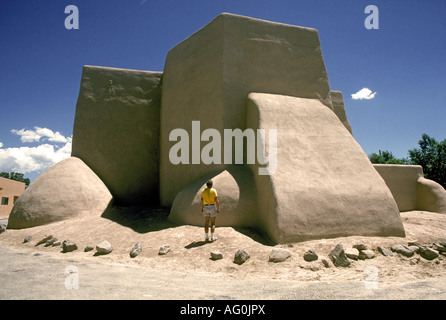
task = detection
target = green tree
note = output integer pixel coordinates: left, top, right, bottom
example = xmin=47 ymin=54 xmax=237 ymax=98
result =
xmin=408 ymin=134 xmax=446 ymax=188
xmin=369 ymin=150 xmax=409 ymax=164
xmin=0 ymin=172 xmax=30 ymax=187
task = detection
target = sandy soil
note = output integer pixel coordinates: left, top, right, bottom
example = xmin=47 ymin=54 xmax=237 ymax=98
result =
xmin=0 ymin=207 xmax=445 ymax=284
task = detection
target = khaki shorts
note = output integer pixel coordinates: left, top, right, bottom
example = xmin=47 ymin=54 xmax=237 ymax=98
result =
xmin=203 ymin=204 xmax=217 ymax=217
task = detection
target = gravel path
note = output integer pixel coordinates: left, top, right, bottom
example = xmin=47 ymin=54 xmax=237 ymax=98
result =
xmin=1 ymin=246 xmax=445 ymax=301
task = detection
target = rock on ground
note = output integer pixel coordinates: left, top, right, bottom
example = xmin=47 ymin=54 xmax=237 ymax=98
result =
xmin=358 ymin=249 xmax=375 ymax=260
xmin=353 ymin=244 xmax=367 ymax=251
xmin=96 ymin=240 xmax=113 ymax=255
xmin=328 ymin=243 xmax=350 ymax=267
xmin=52 ymin=240 xmax=61 ymax=247
xmin=158 ymin=245 xmax=170 ymax=255
xmin=432 ymin=242 xmax=445 ymax=253
xmin=269 ymin=248 xmax=292 ymax=263
xmin=303 ymin=249 xmax=318 ymax=262
xmin=345 ymin=248 xmax=359 ymax=260
xmin=130 ymin=242 xmax=142 ymax=258
xmin=321 ymin=259 xmax=331 ymax=268
xmin=418 ymin=247 xmax=439 ymax=260
xmin=234 ymin=249 xmax=250 ymax=265
xmin=44 ymin=238 xmax=58 ymax=247
xmin=210 ymin=251 xmax=223 ymax=260
xmin=391 ymin=244 xmax=416 ymax=257
xmin=62 ymin=240 xmax=78 ymax=253
xmin=378 ymin=246 xmax=393 ymax=257
xmin=84 ymin=246 xmax=94 ymax=252
xmin=35 ymin=235 xmax=53 ymax=246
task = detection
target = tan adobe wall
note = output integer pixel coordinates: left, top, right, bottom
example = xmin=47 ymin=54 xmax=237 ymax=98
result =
xmin=374 ymin=164 xmax=446 ymax=213
xmin=373 ymin=164 xmax=422 ymax=212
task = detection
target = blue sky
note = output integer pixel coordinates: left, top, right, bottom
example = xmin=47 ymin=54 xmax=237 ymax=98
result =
xmin=1 ymin=0 xmax=445 ymax=182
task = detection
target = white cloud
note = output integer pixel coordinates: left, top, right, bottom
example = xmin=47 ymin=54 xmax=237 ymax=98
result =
xmin=351 ymin=88 xmax=377 ymax=100
xmin=49 ymin=131 xmax=70 ymax=143
xmin=0 ymin=141 xmax=71 ymax=174
xmin=11 ymin=128 xmax=41 ymax=143
xmin=11 ymin=126 xmax=70 ymax=144
xmin=1 ymin=127 xmax=72 ymax=175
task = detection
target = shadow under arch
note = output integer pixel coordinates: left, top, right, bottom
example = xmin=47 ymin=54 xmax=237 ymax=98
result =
xmin=101 ymin=202 xmax=177 ymax=234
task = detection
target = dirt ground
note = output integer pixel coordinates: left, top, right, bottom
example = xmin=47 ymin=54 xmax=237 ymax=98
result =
xmin=0 ymin=207 xmax=445 ymax=285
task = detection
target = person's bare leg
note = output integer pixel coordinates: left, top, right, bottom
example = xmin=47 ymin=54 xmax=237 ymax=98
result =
xmin=210 ymin=217 xmax=216 ymax=241
xmin=204 ymin=216 xmax=210 ymax=240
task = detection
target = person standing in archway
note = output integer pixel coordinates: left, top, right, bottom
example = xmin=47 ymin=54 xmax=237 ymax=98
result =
xmin=201 ymin=180 xmax=220 ymax=242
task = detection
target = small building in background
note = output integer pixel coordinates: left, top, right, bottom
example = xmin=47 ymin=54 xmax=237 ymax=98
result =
xmin=0 ymin=177 xmax=26 ymax=217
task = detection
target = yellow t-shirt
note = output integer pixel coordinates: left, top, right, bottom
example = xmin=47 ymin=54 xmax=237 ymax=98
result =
xmin=201 ymin=188 xmax=218 ymax=205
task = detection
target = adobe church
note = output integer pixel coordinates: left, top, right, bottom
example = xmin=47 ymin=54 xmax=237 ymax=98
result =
xmin=8 ymin=13 xmax=446 ymax=243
